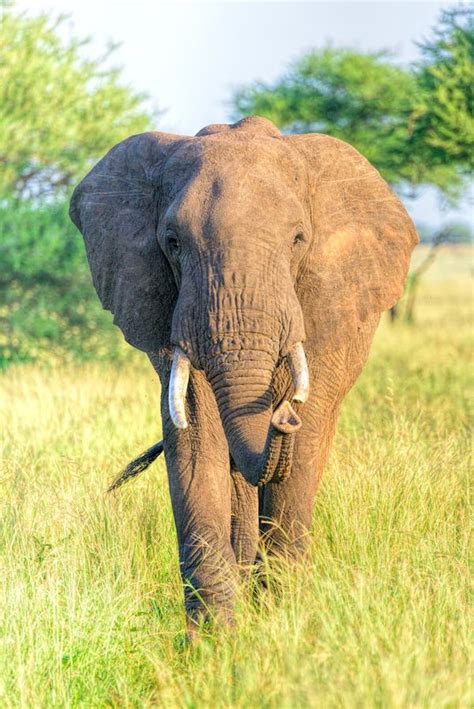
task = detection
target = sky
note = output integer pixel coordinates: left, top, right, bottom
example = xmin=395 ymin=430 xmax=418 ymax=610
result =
xmin=18 ymin=0 xmax=473 ymax=227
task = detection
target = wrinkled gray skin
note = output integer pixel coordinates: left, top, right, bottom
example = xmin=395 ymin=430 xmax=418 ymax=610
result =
xmin=70 ymin=116 xmax=418 ymax=627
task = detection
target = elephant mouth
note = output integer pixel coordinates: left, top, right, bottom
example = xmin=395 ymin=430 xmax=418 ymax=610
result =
xmin=168 ymin=342 xmax=309 ymax=486
xmin=225 ymin=398 xmax=302 ymax=485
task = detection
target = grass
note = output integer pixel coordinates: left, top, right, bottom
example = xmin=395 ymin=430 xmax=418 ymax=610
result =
xmin=0 ymin=246 xmax=472 ymax=707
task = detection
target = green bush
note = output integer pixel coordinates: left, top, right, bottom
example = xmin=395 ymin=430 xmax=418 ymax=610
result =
xmin=0 ymin=199 xmax=127 ymax=368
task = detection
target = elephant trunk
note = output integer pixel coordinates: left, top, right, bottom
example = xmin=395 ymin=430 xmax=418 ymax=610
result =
xmin=168 ymin=260 xmax=308 ymax=485
xmin=168 ymin=342 xmax=309 ymax=486
xmin=205 ymin=348 xmax=277 ymax=486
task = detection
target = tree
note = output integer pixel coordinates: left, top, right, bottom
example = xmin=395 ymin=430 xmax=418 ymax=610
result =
xmin=0 ymin=3 xmax=154 ymax=198
xmin=231 ymin=7 xmax=473 ymax=200
xmin=232 ymin=49 xmax=421 ymax=189
xmin=414 ymin=6 xmax=474 ymax=173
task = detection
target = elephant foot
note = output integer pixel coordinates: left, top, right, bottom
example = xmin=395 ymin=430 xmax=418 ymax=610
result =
xmin=185 ymin=605 xmax=235 ymax=642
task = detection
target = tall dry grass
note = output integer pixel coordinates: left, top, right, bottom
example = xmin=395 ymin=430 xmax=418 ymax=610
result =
xmin=0 ymin=246 xmax=472 ymax=707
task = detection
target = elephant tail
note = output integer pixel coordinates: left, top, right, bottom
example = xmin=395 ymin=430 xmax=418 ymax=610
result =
xmin=107 ymin=440 xmax=164 ymax=493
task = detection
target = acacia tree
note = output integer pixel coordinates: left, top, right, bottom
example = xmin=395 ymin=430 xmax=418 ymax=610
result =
xmin=0 ymin=3 xmax=154 ymax=198
xmin=232 ymin=49 xmax=421 ymax=189
xmin=231 ymin=7 xmax=473 ymax=200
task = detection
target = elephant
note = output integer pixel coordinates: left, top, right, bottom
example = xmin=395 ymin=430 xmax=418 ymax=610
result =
xmin=69 ymin=115 xmax=418 ymax=629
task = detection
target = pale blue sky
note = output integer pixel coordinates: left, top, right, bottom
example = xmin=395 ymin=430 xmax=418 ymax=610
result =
xmin=18 ymin=0 xmax=473 ymax=227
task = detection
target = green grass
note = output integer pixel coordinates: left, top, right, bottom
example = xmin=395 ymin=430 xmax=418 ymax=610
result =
xmin=0 ymin=246 xmax=472 ymax=707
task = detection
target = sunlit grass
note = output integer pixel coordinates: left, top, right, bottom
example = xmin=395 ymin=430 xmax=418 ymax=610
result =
xmin=0 ymin=246 xmax=472 ymax=707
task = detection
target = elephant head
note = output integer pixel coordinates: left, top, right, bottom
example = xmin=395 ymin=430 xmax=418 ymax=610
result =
xmin=70 ymin=116 xmax=417 ymax=487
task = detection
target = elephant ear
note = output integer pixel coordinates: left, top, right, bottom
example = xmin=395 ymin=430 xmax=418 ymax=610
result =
xmin=287 ymin=134 xmax=419 ymax=352
xmin=69 ymin=131 xmax=185 ymax=353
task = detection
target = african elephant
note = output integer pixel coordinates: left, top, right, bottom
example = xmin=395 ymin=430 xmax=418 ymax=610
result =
xmin=70 ymin=115 xmax=418 ymax=628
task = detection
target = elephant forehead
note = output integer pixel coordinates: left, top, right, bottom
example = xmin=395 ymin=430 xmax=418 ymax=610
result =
xmin=162 ymin=136 xmax=307 ymax=232
xmin=162 ymin=135 xmax=305 ymax=194
xmin=177 ymin=175 xmax=304 ymax=239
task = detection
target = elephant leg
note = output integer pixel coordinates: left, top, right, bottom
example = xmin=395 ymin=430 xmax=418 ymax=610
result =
xmin=230 ymin=470 xmax=259 ymax=569
xmin=260 ymin=318 xmax=380 ymax=558
xmin=152 ymin=356 xmax=237 ymax=627
xmin=259 ymin=391 xmax=339 ymax=558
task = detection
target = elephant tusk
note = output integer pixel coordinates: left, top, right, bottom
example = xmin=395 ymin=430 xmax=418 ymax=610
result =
xmin=169 ymin=347 xmax=191 ymax=429
xmin=287 ymin=342 xmax=310 ymax=404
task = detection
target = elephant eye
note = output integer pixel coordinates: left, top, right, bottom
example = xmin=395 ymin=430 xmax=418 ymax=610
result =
xmin=293 ymin=232 xmax=305 ymax=246
xmin=166 ymin=230 xmax=181 ymax=256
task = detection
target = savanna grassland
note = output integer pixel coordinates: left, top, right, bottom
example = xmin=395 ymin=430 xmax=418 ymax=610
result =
xmin=0 ymin=246 xmax=472 ymax=708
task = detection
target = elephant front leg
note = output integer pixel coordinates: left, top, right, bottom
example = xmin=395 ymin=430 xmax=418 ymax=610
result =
xmin=156 ymin=361 xmax=238 ymax=629
xmin=260 ymin=325 xmax=379 ymax=558
xmin=259 ymin=384 xmax=341 ymax=558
